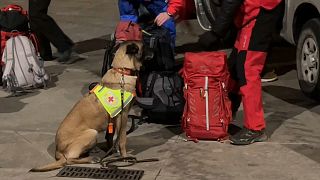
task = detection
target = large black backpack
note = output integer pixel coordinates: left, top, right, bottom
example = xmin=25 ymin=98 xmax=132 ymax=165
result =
xmin=101 ymin=23 xmax=184 ymax=123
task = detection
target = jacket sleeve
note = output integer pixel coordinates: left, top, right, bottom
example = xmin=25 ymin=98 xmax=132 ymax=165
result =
xmin=167 ymin=0 xmax=183 ymax=16
xmin=212 ymin=0 xmax=243 ymax=37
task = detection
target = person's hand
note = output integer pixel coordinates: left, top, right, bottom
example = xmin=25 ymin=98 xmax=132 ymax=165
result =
xmin=198 ymin=31 xmax=220 ymax=50
xmin=154 ymin=12 xmax=171 ymax=26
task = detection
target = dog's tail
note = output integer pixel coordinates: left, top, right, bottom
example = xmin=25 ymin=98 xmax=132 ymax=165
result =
xmin=29 ymin=157 xmax=67 ymax=172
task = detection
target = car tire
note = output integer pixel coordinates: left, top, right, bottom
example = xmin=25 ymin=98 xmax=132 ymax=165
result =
xmin=201 ymin=0 xmax=220 ymax=25
xmin=296 ymin=18 xmax=320 ymax=100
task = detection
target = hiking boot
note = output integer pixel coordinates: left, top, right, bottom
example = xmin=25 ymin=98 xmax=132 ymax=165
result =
xmin=229 ymin=128 xmax=268 ymax=145
xmin=261 ymin=70 xmax=278 ymax=82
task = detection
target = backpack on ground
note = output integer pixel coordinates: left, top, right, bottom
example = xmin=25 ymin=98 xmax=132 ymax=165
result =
xmin=181 ymin=51 xmax=232 ymax=141
xmin=100 ymin=20 xmax=182 ymax=123
xmin=2 ymin=35 xmax=49 ymax=93
xmin=134 ymin=24 xmax=181 ymax=123
xmin=0 ymin=4 xmax=30 ymax=86
xmin=136 ymin=71 xmax=185 ymax=124
xmin=0 ymin=4 xmax=48 ymax=93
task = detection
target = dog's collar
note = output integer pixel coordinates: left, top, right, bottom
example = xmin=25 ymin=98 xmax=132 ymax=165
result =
xmin=113 ymin=68 xmax=137 ymax=76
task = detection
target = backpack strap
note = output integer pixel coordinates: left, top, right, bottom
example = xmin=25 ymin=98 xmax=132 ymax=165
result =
xmin=2 ymin=36 xmax=16 ymax=91
xmin=145 ymin=72 xmax=158 ymax=98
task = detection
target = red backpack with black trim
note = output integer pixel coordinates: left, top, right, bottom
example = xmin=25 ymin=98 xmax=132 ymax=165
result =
xmin=181 ymin=51 xmax=232 ymax=142
xmin=0 ymin=4 xmax=30 ymax=57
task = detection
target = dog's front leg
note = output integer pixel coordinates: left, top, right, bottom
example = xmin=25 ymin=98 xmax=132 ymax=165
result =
xmin=116 ymin=105 xmax=130 ymax=157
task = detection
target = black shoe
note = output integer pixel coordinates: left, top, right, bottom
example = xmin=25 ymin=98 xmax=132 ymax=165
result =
xmin=42 ymin=56 xmax=58 ymax=61
xmin=229 ymin=128 xmax=268 ymax=145
xmin=57 ymin=48 xmax=73 ymax=63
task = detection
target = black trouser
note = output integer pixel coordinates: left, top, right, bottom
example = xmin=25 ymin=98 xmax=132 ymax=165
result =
xmin=29 ymin=0 xmax=74 ymax=59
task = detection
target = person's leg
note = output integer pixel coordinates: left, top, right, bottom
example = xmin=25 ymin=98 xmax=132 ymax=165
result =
xmin=227 ymin=48 xmax=242 ymax=119
xmin=29 ymin=0 xmax=74 ymax=54
xmin=29 ymin=0 xmax=52 ymax=60
xmin=229 ymin=4 xmax=282 ymax=145
xmin=261 ymin=48 xmax=278 ymax=82
xmin=35 ymin=32 xmax=55 ymax=61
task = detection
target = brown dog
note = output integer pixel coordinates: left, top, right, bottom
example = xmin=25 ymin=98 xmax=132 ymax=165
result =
xmin=30 ymin=41 xmax=143 ymax=172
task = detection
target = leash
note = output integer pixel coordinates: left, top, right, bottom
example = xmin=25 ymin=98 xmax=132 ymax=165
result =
xmin=100 ymin=156 xmax=159 ymax=169
xmin=100 ymin=70 xmax=125 ymax=161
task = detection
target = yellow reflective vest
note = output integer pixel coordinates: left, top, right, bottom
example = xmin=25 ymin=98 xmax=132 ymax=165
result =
xmin=91 ymin=85 xmax=134 ymax=118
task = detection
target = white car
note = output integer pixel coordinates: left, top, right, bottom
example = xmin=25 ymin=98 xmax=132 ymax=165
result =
xmin=281 ymin=0 xmax=320 ymax=100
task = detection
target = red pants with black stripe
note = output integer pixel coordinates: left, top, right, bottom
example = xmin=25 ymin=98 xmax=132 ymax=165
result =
xmin=228 ymin=4 xmax=282 ymax=131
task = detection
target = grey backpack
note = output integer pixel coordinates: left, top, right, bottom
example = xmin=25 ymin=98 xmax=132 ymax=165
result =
xmin=135 ymin=71 xmax=185 ymax=123
xmin=2 ymin=35 xmax=49 ymax=93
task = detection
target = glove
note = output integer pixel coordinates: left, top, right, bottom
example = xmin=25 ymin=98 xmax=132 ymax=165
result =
xmin=198 ymin=31 xmax=221 ymax=50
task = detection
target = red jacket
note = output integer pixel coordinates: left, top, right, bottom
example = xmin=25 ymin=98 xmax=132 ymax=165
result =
xmin=212 ymin=0 xmax=282 ymax=36
xmin=235 ymin=0 xmax=282 ymax=28
xmin=167 ymin=0 xmax=184 ymax=16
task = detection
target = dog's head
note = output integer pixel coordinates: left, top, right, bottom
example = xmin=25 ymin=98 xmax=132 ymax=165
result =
xmin=111 ymin=41 xmax=143 ymax=71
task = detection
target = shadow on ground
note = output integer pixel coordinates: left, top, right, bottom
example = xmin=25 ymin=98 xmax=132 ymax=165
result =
xmin=263 ymin=85 xmax=320 ymax=163
xmin=74 ymin=35 xmax=110 ymax=54
xmin=263 ymin=85 xmax=319 ymax=136
xmin=0 ymin=91 xmax=39 ymax=113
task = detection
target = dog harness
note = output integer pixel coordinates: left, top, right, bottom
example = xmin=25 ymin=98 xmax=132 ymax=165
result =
xmin=91 ymin=84 xmax=134 ymax=118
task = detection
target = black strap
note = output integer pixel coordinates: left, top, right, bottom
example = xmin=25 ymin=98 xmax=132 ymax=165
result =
xmin=145 ymin=72 xmax=158 ymax=97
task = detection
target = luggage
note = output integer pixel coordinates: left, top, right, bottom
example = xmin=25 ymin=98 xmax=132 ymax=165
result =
xmin=181 ymin=51 xmax=232 ymax=141
xmin=2 ymin=35 xmax=49 ymax=93
xmin=101 ymin=20 xmax=181 ymax=124
xmin=136 ymin=71 xmax=185 ymax=123
xmin=0 ymin=4 xmax=40 ymax=88
xmin=135 ymin=25 xmax=181 ymax=123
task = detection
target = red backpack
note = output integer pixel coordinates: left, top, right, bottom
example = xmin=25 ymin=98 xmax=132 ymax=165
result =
xmin=115 ymin=21 xmax=142 ymax=41
xmin=181 ymin=51 xmax=232 ymax=142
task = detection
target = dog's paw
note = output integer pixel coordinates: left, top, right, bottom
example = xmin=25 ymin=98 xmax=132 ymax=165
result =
xmin=91 ymin=156 xmax=101 ymax=164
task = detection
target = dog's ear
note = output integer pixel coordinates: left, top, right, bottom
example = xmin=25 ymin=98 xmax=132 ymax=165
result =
xmin=126 ymin=43 xmax=139 ymax=55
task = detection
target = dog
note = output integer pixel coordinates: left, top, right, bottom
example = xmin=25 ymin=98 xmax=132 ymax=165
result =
xmin=30 ymin=41 xmax=143 ymax=172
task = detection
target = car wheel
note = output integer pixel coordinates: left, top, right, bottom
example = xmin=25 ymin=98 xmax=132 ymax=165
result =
xmin=296 ymin=18 xmax=320 ymax=100
xmin=194 ymin=0 xmax=220 ymax=31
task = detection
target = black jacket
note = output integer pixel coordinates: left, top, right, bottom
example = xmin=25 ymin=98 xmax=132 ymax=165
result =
xmin=212 ymin=0 xmax=243 ymax=37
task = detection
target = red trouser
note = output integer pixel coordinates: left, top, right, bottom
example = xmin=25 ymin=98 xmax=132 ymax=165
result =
xmin=228 ymin=4 xmax=282 ymax=131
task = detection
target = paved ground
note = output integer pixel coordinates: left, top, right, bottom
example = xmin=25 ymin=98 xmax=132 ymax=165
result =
xmin=1 ymin=1 xmax=320 ymax=180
